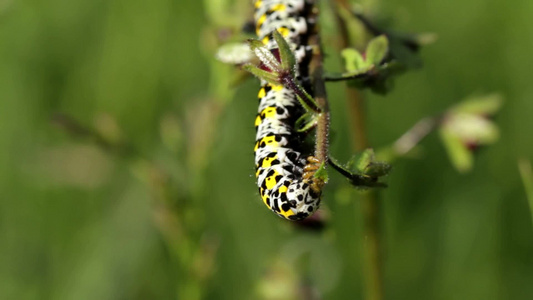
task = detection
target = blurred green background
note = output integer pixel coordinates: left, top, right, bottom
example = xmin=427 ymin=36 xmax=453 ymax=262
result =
xmin=1 ymin=0 xmax=532 ymax=299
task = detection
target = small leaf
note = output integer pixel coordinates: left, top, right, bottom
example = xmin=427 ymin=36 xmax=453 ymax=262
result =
xmin=364 ymin=162 xmax=392 ymax=177
xmin=445 ymin=113 xmax=500 ymax=145
xmin=294 ymin=93 xmax=319 ymax=114
xmin=329 ymin=156 xmax=388 ymax=189
xmin=243 ymin=64 xmax=280 ymax=85
xmin=439 ymin=127 xmax=473 ymax=173
xmin=452 ymin=94 xmax=503 ymax=115
xmin=215 ymin=42 xmax=254 ymax=65
xmin=248 ymin=38 xmax=267 ymax=51
xmin=273 ymin=30 xmax=296 ymax=74
xmin=247 ymin=39 xmax=281 ymax=73
xmin=341 ymin=48 xmax=367 ymax=73
xmin=353 ymin=148 xmax=375 ymax=172
xmin=314 ymin=162 xmax=329 ymax=183
xmin=295 ymin=112 xmax=319 ymax=132
xmin=366 ymin=35 xmax=389 ymax=66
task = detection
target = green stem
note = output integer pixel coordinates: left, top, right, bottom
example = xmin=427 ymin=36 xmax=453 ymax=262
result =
xmin=328 ymin=157 xmax=371 ymax=187
xmin=283 ymin=76 xmax=322 ymax=113
xmin=310 ymin=71 xmax=330 ymax=164
xmin=308 ymin=12 xmax=330 ymax=165
xmin=333 ymin=1 xmax=384 ymax=299
xmin=324 ymin=71 xmax=371 ymax=82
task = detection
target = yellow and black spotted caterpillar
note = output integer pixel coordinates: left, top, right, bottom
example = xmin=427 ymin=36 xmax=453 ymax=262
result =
xmin=253 ymin=0 xmax=323 ymax=220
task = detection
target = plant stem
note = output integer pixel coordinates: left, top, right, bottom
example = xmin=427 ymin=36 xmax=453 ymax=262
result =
xmin=332 ymin=1 xmax=384 ymax=299
xmin=349 ymin=87 xmax=384 ymax=300
xmin=308 ymin=13 xmax=330 ymax=165
xmin=283 ymin=76 xmax=322 ymax=113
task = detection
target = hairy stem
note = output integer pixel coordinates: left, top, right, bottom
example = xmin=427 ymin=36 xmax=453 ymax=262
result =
xmin=283 ymin=76 xmax=322 ymax=113
xmin=333 ymin=1 xmax=384 ymax=299
xmin=308 ymin=16 xmax=330 ymax=165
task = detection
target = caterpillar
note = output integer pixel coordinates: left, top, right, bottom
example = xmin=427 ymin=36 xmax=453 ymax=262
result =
xmin=253 ymin=0 xmax=323 ymax=220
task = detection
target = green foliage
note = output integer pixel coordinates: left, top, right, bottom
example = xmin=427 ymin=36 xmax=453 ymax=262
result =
xmin=314 ymin=162 xmax=329 ymax=183
xmin=340 ymin=35 xmax=389 ymax=75
xmin=332 ymin=35 xmax=401 ymax=94
xmin=342 ymin=48 xmax=367 ymax=73
xmin=295 ymin=112 xmax=319 ymax=132
xmin=330 ymin=150 xmax=391 ymax=189
xmin=439 ymin=94 xmax=503 ymax=172
xmin=365 ymin=35 xmax=389 ymax=66
xmin=243 ymin=64 xmax=280 ymax=85
xmin=242 ymin=33 xmax=321 ymax=113
xmin=273 ymin=30 xmax=297 ymax=74
xmin=0 ymin=0 xmax=532 ymax=300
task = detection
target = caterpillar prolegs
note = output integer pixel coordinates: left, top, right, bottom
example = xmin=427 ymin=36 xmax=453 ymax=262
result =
xmin=253 ymin=0 xmax=323 ymax=220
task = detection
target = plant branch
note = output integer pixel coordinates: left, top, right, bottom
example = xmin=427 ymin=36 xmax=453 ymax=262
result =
xmin=324 ymin=71 xmax=372 ymax=82
xmin=308 ymin=18 xmax=330 ymax=165
xmin=324 ymin=62 xmax=398 ymax=83
xmin=283 ymin=76 xmax=322 ymax=113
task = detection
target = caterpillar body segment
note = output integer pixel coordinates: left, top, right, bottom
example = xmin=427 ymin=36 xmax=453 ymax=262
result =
xmin=253 ymin=0 xmax=323 ymax=220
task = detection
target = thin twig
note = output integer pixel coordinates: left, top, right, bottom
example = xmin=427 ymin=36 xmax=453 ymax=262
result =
xmin=392 ymin=116 xmax=440 ymax=156
xmin=324 ymin=71 xmax=371 ymax=82
xmin=283 ymin=76 xmax=322 ymax=113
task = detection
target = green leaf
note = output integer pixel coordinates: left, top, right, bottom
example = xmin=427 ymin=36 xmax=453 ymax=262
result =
xmin=242 ymin=64 xmax=280 ymax=85
xmin=294 ymin=92 xmax=320 ymax=114
xmin=366 ymin=35 xmax=389 ymax=66
xmin=295 ymin=112 xmax=319 ymax=132
xmin=314 ymin=162 xmax=329 ymax=183
xmin=272 ymin=30 xmax=296 ymax=74
xmin=329 ymin=155 xmax=389 ymax=189
xmin=247 ymin=38 xmax=267 ymax=52
xmin=452 ymin=94 xmax=503 ymax=115
xmin=247 ymin=39 xmax=281 ymax=73
xmin=215 ymin=42 xmax=254 ymax=65
xmin=445 ymin=113 xmax=500 ymax=145
xmin=341 ymin=48 xmax=367 ymax=73
xmin=353 ymin=148 xmax=375 ymax=172
xmin=364 ymin=162 xmax=392 ymax=177
xmin=439 ymin=127 xmax=473 ymax=173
